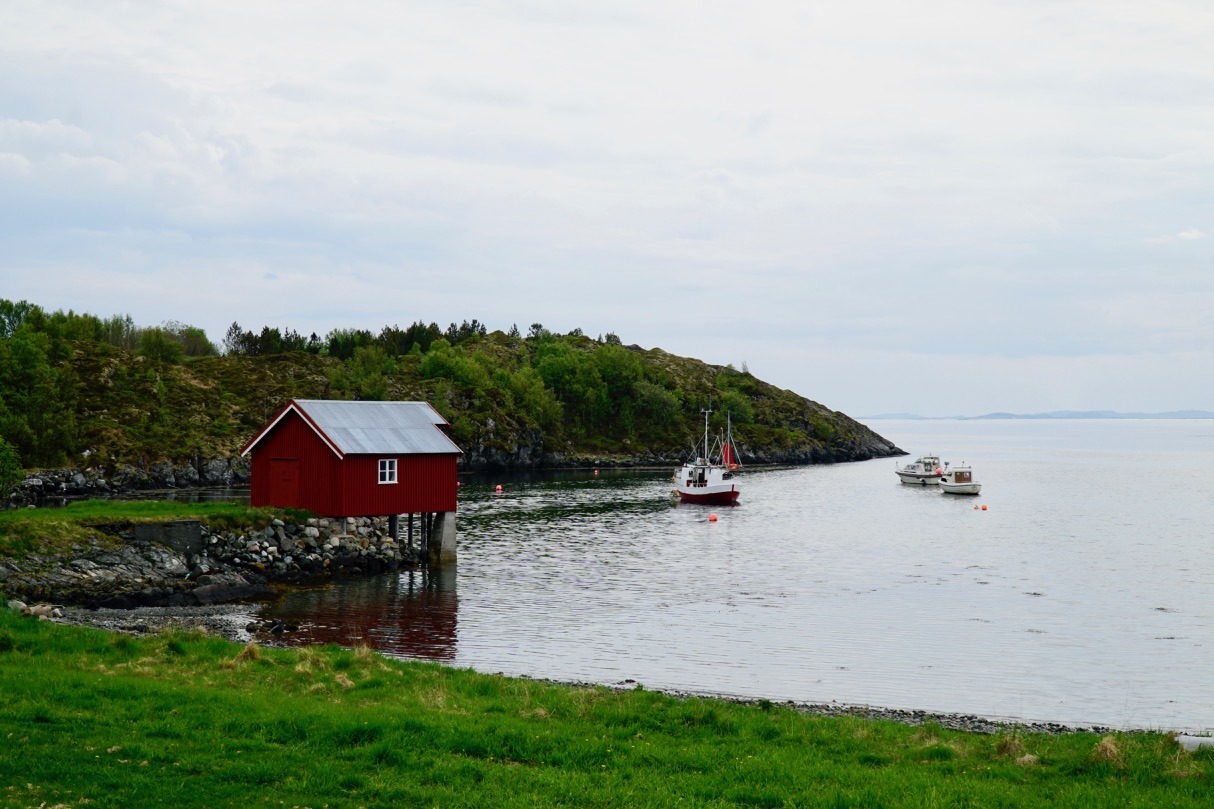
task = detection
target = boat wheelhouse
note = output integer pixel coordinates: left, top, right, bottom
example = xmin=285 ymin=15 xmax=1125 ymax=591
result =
xmin=940 ymin=463 xmax=981 ymax=495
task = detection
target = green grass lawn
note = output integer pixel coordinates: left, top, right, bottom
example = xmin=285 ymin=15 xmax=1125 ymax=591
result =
xmin=0 ymin=500 xmax=310 ymax=558
xmin=0 ymin=608 xmax=1210 ymax=808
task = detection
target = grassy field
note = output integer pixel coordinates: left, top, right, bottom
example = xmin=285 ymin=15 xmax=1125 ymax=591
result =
xmin=1 ymin=608 xmax=1210 ymax=808
xmin=0 ymin=500 xmax=309 ymax=558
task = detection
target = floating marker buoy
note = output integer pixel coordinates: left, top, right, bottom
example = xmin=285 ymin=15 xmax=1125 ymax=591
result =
xmin=495 ymin=484 xmax=503 ymax=493
xmin=594 ymin=469 xmax=598 ymax=476
xmin=981 ymin=504 xmax=988 ymax=511
xmin=708 ymin=513 xmax=718 ymax=522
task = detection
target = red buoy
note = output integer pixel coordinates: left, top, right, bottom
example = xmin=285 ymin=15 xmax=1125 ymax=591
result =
xmin=495 ymin=484 xmax=503 ymax=493
xmin=708 ymin=513 xmax=718 ymax=522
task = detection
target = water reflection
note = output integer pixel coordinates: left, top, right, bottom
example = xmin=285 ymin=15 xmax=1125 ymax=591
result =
xmin=243 ymin=428 xmax=1214 ymax=731
xmin=32 ymin=486 xmax=252 ymax=508
xmin=263 ymin=565 xmax=459 ymax=661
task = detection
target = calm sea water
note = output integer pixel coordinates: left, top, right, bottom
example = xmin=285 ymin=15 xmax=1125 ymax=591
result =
xmin=257 ymin=419 xmax=1214 ymax=731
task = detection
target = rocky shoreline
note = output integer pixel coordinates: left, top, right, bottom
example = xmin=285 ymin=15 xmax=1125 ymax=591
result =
xmin=7 ymin=435 xmax=904 ymax=507
xmin=648 ymin=690 xmax=1112 ymax=737
xmin=0 ymin=515 xmax=428 ymax=609
xmin=9 ymin=459 xmax=253 ymax=507
xmin=16 ymin=600 xmax=1111 ymax=737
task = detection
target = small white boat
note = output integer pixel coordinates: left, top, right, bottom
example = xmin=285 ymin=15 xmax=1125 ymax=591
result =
xmin=896 ymin=454 xmax=946 ymax=485
xmin=673 ymin=408 xmax=741 ymax=505
xmin=940 ymin=464 xmax=981 ymax=495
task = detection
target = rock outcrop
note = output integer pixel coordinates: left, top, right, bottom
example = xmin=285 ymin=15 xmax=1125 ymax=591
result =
xmin=0 ymin=516 xmax=427 ymax=609
xmin=9 ymin=458 xmax=252 ymax=507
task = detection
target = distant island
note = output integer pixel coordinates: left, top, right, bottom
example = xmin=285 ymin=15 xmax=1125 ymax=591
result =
xmin=864 ymin=410 xmax=1214 ymax=421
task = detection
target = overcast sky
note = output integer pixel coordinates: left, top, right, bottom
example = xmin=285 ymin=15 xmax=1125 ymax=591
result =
xmin=2 ymin=1 xmax=1212 ymax=417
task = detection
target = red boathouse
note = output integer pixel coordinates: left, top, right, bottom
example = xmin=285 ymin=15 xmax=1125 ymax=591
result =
xmin=240 ymin=399 xmax=463 ymax=560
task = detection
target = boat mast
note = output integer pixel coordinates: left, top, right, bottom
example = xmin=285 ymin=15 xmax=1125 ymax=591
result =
xmin=702 ymin=401 xmax=712 ymax=461
xmin=726 ymin=411 xmax=733 ymax=467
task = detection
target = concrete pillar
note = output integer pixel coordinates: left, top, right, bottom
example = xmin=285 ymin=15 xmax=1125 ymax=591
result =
xmin=430 ymin=510 xmax=457 ymax=564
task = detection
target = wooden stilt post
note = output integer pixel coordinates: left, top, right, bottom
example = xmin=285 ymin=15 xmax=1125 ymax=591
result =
xmin=388 ymin=514 xmax=398 ymax=541
xmin=407 ymin=513 xmax=414 ymax=549
xmin=425 ymin=512 xmax=434 ymax=562
xmin=427 ymin=512 xmax=438 ymax=565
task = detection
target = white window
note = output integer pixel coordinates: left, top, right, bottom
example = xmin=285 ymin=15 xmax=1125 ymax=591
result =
xmin=378 ymin=458 xmax=397 ymax=484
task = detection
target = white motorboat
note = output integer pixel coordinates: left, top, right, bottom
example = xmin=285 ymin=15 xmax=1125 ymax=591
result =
xmin=940 ymin=464 xmax=981 ymax=495
xmin=895 ymin=454 xmax=946 ymax=485
xmin=673 ymin=408 xmax=741 ymax=505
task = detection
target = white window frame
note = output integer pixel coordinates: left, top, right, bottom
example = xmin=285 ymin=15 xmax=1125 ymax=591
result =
xmin=378 ymin=458 xmax=397 ymax=484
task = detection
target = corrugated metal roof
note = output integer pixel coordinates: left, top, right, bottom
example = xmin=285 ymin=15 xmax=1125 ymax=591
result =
xmin=293 ymin=400 xmax=462 ymax=455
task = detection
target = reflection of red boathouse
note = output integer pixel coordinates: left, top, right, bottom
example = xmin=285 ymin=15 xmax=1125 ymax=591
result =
xmin=265 ymin=568 xmax=459 ymax=661
xmin=241 ymin=399 xmax=462 ymax=561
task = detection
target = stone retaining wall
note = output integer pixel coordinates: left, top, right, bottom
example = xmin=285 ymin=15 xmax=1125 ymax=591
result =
xmin=0 ymin=516 xmax=430 ymax=609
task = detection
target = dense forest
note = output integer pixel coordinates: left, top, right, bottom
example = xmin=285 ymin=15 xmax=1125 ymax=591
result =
xmin=0 ymin=299 xmax=900 ymax=481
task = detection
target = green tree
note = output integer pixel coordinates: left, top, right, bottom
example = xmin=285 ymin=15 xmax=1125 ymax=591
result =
xmin=101 ymin=313 xmax=140 ymax=349
xmin=496 ymin=366 xmax=563 ymax=432
xmin=325 ymin=328 xmax=375 ymax=360
xmin=138 ymin=328 xmax=186 ymax=364
xmin=634 ymin=380 xmax=681 ymax=429
xmin=0 ymin=435 xmax=21 ymax=497
xmin=594 ymin=344 xmax=642 ymax=399
xmin=0 ymin=299 xmax=38 ymax=338
xmin=325 ymin=344 xmax=400 ymax=401
xmin=0 ymin=325 xmax=78 ymax=466
xmin=535 ymin=340 xmax=608 ymax=434
xmin=421 ymin=340 xmax=491 ymax=393
xmin=716 ymin=389 xmax=755 ymax=425
xmin=222 ymin=322 xmax=257 ymax=355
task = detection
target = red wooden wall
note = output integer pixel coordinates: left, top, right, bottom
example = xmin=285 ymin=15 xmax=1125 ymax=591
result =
xmin=248 ymin=410 xmax=458 ymax=516
xmin=249 ymin=410 xmax=341 ymax=513
xmin=339 ymin=454 xmax=458 ymax=516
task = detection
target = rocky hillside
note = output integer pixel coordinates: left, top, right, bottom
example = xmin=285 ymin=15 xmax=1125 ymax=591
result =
xmin=3 ymin=312 xmax=902 ymax=497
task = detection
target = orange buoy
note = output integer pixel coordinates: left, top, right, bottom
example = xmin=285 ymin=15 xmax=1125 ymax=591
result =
xmin=981 ymin=504 xmax=988 ymax=511
xmin=708 ymin=513 xmax=718 ymax=522
xmin=495 ymin=484 xmax=503 ymax=493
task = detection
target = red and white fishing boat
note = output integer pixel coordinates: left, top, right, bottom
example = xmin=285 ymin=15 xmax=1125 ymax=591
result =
xmin=673 ymin=408 xmax=742 ymax=505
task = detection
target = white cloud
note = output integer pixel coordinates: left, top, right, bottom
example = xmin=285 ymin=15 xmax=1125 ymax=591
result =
xmin=2 ymin=0 xmax=1214 ymax=414
xmin=1147 ymin=227 xmax=1210 ymax=244
xmin=0 ymin=152 xmax=33 ymax=177
xmin=0 ymin=118 xmax=93 ymax=154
